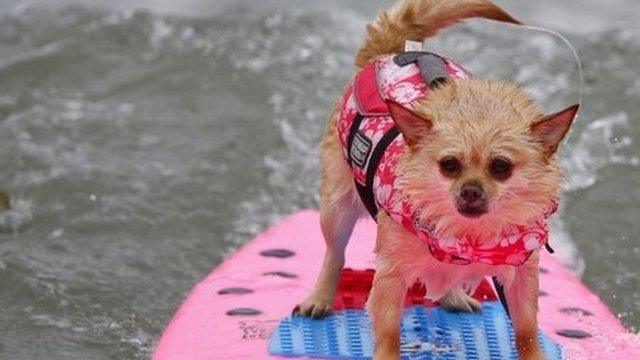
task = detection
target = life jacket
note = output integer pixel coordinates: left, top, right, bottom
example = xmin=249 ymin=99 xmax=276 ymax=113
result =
xmin=337 ymin=52 xmax=556 ymax=266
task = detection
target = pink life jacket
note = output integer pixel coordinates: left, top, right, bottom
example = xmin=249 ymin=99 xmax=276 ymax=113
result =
xmin=337 ymin=52 xmax=557 ymax=266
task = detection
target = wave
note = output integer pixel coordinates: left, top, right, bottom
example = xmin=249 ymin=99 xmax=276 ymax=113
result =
xmin=0 ymin=5 xmax=638 ymax=357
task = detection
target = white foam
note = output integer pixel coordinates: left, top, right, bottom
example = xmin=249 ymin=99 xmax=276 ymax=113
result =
xmin=562 ymin=112 xmax=639 ymax=191
xmin=0 ymin=199 xmax=34 ymax=233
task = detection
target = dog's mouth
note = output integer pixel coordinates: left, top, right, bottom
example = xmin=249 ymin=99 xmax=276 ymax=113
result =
xmin=455 ymin=201 xmax=488 ymax=218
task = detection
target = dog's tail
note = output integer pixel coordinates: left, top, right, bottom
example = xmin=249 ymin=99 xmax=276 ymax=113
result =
xmin=355 ymin=0 xmax=521 ymax=68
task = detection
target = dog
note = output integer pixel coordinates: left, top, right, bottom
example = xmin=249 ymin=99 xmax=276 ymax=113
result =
xmin=293 ymin=1 xmax=579 ymax=359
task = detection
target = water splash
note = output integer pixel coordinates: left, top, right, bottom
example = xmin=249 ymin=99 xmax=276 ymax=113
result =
xmin=563 ymin=112 xmax=639 ymax=191
xmin=0 ymin=199 xmax=34 ymax=233
xmin=0 ymin=5 xmax=639 ymax=359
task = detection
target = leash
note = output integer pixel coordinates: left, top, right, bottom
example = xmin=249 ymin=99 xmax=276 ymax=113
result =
xmin=521 ymin=24 xmax=585 ymax=111
xmin=492 ymin=22 xmax=584 ymax=318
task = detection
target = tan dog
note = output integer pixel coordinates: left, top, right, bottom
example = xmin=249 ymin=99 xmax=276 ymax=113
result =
xmin=294 ymin=1 xmax=578 ymax=359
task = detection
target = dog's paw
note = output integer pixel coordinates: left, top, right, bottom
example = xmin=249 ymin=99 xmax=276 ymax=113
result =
xmin=520 ymin=351 xmax=548 ymax=360
xmin=373 ymin=351 xmax=401 ymax=360
xmin=518 ymin=346 xmax=549 ymax=360
xmin=292 ymin=297 xmax=333 ymax=319
xmin=439 ymin=290 xmax=482 ymax=313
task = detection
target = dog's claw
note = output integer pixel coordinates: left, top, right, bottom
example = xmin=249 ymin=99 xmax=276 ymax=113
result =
xmin=293 ymin=298 xmax=333 ymax=319
xmin=310 ymin=303 xmax=332 ymax=319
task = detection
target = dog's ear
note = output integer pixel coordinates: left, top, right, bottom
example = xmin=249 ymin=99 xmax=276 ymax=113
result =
xmin=531 ymin=104 xmax=580 ymax=157
xmin=387 ymin=101 xmax=433 ymax=147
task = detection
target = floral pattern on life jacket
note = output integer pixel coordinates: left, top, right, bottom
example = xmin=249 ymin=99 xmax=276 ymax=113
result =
xmin=337 ymin=55 xmax=556 ymax=266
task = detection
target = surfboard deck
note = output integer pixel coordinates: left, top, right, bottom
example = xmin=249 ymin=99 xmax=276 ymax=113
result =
xmin=153 ymin=211 xmax=640 ymax=359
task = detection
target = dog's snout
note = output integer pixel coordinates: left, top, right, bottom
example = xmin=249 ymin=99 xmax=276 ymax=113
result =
xmin=456 ymin=181 xmax=488 ymax=218
xmin=460 ymin=183 xmax=484 ymax=203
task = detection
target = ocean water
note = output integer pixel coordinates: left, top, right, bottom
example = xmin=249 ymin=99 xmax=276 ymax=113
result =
xmin=0 ymin=1 xmax=638 ymax=359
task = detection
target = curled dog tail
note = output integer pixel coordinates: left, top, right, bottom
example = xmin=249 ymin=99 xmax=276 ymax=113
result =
xmin=355 ymin=0 xmax=521 ymax=68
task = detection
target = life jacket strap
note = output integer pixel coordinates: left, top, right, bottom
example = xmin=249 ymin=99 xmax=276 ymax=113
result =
xmin=545 ymin=243 xmax=555 ymax=254
xmin=348 ymin=120 xmax=400 ymax=220
xmin=394 ymin=51 xmax=450 ymax=89
xmin=346 ymin=114 xmax=366 ymax=168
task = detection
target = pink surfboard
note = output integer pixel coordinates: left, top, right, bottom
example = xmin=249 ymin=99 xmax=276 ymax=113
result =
xmin=153 ymin=211 xmax=640 ymax=359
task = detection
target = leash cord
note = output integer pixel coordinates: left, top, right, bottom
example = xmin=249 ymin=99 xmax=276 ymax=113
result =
xmin=520 ymin=24 xmax=585 ymax=113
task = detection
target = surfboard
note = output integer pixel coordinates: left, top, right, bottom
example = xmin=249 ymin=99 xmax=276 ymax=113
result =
xmin=153 ymin=211 xmax=640 ymax=359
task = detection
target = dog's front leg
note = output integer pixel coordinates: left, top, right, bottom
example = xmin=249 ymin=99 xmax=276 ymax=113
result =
xmin=505 ymin=251 xmax=547 ymax=360
xmin=368 ymin=258 xmax=407 ymax=360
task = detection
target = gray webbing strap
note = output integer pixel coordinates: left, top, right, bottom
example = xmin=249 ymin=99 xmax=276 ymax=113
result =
xmin=393 ymin=52 xmax=450 ymax=89
xmin=417 ymin=54 xmax=449 ymax=89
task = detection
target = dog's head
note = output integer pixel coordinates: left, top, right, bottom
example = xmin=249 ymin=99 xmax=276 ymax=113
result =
xmin=390 ymin=78 xmax=578 ymax=240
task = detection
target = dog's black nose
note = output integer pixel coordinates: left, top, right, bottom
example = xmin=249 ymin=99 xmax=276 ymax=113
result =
xmin=456 ymin=181 xmax=487 ymax=218
xmin=460 ymin=183 xmax=484 ymax=203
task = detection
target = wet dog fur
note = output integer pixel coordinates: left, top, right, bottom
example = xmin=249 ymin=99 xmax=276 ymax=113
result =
xmin=294 ymin=1 xmax=578 ymax=359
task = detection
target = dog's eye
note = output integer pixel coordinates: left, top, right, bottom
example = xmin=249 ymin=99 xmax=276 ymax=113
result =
xmin=439 ymin=157 xmax=462 ymax=177
xmin=489 ymin=157 xmax=513 ymax=180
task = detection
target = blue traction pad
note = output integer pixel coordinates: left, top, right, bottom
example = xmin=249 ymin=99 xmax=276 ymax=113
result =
xmin=269 ymin=301 xmax=563 ymax=359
